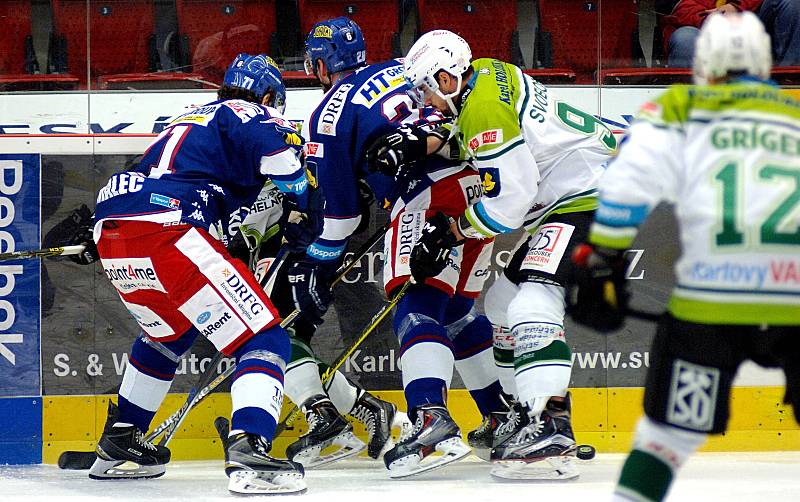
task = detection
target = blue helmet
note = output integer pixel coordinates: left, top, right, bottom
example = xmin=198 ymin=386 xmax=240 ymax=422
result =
xmin=223 ymin=53 xmax=287 ymax=113
xmin=304 ymin=17 xmax=366 ymax=75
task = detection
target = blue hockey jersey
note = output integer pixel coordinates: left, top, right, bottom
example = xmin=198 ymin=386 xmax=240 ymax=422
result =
xmin=94 ymin=99 xmax=308 ymax=246
xmin=302 ymin=59 xmax=457 ymax=264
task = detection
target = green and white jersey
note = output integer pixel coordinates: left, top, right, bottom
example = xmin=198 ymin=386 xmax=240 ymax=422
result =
xmin=590 ymin=80 xmax=800 ymax=325
xmin=457 ymin=58 xmax=615 ymax=236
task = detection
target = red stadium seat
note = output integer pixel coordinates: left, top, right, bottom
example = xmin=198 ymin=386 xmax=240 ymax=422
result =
xmin=417 ymin=0 xmax=519 ymax=63
xmin=298 ymin=0 xmax=400 ymax=63
xmin=176 ymin=0 xmax=277 ymax=85
xmin=51 ymin=0 xmax=159 ymax=88
xmin=537 ymin=0 xmax=639 ymax=83
xmin=0 ymin=1 xmax=79 ymax=91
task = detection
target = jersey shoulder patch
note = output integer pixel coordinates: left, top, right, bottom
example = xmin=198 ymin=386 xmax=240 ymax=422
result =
xmin=315 ymin=83 xmax=354 ymax=136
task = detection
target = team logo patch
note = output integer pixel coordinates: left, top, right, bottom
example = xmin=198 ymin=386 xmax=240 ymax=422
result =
xmin=314 ymin=25 xmax=333 ymax=38
xmin=478 ymin=167 xmax=500 ymax=197
xmin=150 ymin=193 xmax=180 ymax=209
xmin=305 ymin=142 xmax=324 ymax=157
xmin=469 ymin=129 xmax=503 ymax=152
xmin=667 ymin=359 xmax=719 ymax=431
xmin=520 ymin=223 xmax=575 ymax=275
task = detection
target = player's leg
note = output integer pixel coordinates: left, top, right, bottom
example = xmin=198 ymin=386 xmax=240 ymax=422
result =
xmin=613 ymin=316 xmax=743 ymax=501
xmin=268 ymin=255 xmax=366 ymax=468
xmin=490 ymin=212 xmax=592 ymax=480
xmin=319 ymin=359 xmax=409 ymax=460
xmin=91 ymin=331 xmax=197 ymax=479
xmin=383 ymin=283 xmax=470 ymax=477
xmin=445 ymin=293 xmax=505 ymax=460
xmin=166 ymin=224 xmax=305 ymax=493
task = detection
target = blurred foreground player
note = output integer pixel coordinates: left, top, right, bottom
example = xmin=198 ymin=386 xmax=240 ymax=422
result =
xmin=569 ymin=12 xmax=800 ymax=502
xmin=87 ymin=54 xmax=315 ymax=495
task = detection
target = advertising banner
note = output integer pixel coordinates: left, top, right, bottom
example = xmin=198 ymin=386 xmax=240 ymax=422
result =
xmin=0 ymin=154 xmax=41 ymax=397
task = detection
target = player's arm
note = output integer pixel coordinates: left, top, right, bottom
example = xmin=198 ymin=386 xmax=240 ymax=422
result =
xmin=454 ymin=99 xmax=540 ymax=239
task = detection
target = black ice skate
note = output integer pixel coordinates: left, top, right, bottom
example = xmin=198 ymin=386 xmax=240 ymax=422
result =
xmin=349 ymin=390 xmax=412 ymax=459
xmin=490 ymin=397 xmax=579 ymax=481
xmin=225 ymin=432 xmax=306 ymax=495
xmin=89 ymin=401 xmax=170 ymax=480
xmin=384 ymin=404 xmax=471 ymax=479
xmin=286 ymin=394 xmax=365 ymax=468
xmin=467 ymin=394 xmax=519 ymax=462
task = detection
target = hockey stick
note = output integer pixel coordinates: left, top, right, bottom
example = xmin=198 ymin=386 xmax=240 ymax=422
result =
xmin=58 ymin=223 xmax=390 ymax=469
xmin=0 ymin=245 xmax=85 ymax=262
xmin=275 ymin=280 xmax=412 ymax=435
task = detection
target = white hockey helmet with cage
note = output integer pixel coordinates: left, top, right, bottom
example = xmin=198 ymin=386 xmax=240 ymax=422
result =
xmin=403 ymin=30 xmax=472 ymax=115
xmin=693 ymin=11 xmax=771 ymax=85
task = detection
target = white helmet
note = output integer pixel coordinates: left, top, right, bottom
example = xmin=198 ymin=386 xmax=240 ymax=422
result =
xmin=693 ymin=11 xmax=771 ymax=85
xmin=403 ymin=30 xmax=472 ymax=115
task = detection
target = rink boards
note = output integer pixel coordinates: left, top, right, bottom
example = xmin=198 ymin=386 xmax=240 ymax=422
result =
xmin=1 ymin=87 xmax=799 ymax=465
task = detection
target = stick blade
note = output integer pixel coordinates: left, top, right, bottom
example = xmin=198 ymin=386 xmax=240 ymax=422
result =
xmin=58 ymin=450 xmax=97 ymax=470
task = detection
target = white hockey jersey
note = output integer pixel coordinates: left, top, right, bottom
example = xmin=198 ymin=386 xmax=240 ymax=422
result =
xmin=591 ymin=79 xmax=800 ymax=325
xmin=456 ymin=58 xmax=614 ymax=237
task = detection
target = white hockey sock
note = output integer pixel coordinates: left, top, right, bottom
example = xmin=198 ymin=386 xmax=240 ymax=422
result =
xmin=323 ymin=370 xmax=360 ymax=413
xmin=284 ymin=360 xmax=325 ymax=407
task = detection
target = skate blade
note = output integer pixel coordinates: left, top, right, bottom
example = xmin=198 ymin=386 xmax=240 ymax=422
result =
xmin=88 ymin=457 xmax=166 ymax=480
xmin=387 ymin=436 xmax=471 ymax=479
xmin=471 ymin=446 xmax=491 ymax=463
xmin=377 ymin=411 xmax=415 ymax=459
xmin=293 ymin=431 xmax=366 ymax=469
xmin=490 ymin=456 xmax=580 ymax=481
xmin=228 ymin=469 xmax=307 ymax=495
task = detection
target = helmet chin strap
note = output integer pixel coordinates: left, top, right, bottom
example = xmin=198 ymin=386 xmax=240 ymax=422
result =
xmin=435 ymin=73 xmax=464 ymax=117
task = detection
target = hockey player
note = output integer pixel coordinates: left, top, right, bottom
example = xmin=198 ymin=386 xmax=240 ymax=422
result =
xmin=570 ymin=12 xmax=800 ymax=502
xmin=289 ymin=17 xmax=503 ymax=477
xmin=371 ymin=30 xmax=616 ymax=479
xmin=87 ymin=54 xmax=315 ymax=495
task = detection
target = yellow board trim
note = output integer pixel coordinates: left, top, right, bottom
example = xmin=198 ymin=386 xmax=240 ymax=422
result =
xmin=42 ymin=387 xmax=800 ymax=464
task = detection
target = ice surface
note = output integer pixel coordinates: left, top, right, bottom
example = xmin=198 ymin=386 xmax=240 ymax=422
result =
xmin=1 ymin=452 xmax=799 ymax=502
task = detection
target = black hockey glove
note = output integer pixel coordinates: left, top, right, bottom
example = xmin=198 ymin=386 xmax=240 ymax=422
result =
xmin=52 ymin=204 xmax=99 ymax=266
xmin=287 ymin=260 xmax=333 ymax=326
xmin=409 ymin=211 xmax=460 ymax=283
xmin=567 ymin=243 xmax=631 ymax=333
xmin=366 ymin=124 xmax=428 ymax=177
xmin=282 ymin=186 xmax=325 ymax=252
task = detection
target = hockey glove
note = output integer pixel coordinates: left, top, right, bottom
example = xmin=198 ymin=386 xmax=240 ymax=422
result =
xmin=567 ymin=243 xmax=630 ymax=333
xmin=62 ymin=204 xmax=99 ymax=265
xmin=287 ymin=260 xmax=333 ymax=326
xmin=282 ymin=186 xmax=325 ymax=252
xmin=409 ymin=211 xmax=460 ymax=283
xmin=353 ymin=178 xmax=375 ymax=235
xmin=366 ymin=124 xmax=428 ymax=177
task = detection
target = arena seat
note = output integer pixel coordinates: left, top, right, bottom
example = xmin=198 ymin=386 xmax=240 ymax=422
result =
xmin=537 ymin=0 xmax=639 ymax=83
xmin=417 ymin=0 xmax=521 ymax=64
xmin=51 ymin=0 xmax=162 ymax=88
xmin=298 ymin=0 xmax=401 ymax=63
xmin=0 ymin=1 xmax=79 ymax=91
xmin=176 ymin=0 xmax=277 ymax=85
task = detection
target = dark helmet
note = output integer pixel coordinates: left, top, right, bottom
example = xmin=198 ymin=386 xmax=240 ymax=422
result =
xmin=223 ymin=53 xmax=287 ymax=113
xmin=304 ymin=17 xmax=366 ymax=76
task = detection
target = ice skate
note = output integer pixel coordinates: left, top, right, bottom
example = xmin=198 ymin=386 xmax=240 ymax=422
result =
xmin=490 ymin=398 xmax=579 ymax=481
xmin=468 ymin=394 xmax=519 ymax=461
xmin=349 ymin=390 xmax=412 ymax=459
xmin=286 ymin=394 xmax=366 ymax=468
xmin=225 ymin=432 xmax=306 ymax=495
xmin=384 ymin=404 xmax=471 ymax=479
xmin=89 ymin=401 xmax=170 ymax=480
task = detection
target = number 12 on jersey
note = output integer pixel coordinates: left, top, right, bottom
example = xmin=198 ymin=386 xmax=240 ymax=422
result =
xmin=714 ymin=161 xmax=800 ymax=247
